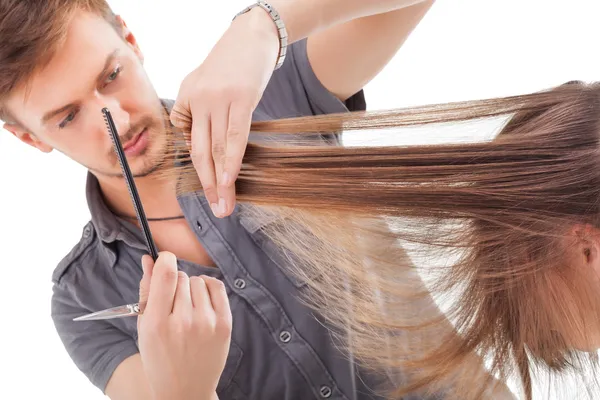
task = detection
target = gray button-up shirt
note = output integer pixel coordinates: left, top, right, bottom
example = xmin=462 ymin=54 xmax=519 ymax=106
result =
xmin=50 ymin=39 xmax=430 ymax=399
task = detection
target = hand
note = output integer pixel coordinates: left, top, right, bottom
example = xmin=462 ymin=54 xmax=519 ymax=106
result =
xmin=170 ymin=8 xmax=280 ymax=218
xmin=137 ymin=252 xmax=232 ymax=400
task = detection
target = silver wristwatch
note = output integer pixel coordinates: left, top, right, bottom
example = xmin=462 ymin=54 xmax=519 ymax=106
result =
xmin=233 ymin=1 xmax=288 ymax=70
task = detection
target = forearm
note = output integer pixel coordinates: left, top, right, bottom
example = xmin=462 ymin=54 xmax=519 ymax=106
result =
xmin=244 ymin=0 xmax=431 ymax=44
xmin=152 ymin=394 xmax=217 ymax=400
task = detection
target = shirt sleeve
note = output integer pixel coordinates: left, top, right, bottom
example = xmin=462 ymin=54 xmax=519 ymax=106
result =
xmin=51 ymin=280 xmax=140 ymax=394
xmin=255 ymin=37 xmax=367 ymax=120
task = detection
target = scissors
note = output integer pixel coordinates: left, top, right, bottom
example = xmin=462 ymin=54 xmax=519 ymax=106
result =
xmin=73 ymin=108 xmax=159 ymax=322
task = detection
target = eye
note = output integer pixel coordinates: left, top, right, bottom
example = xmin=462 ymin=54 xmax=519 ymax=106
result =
xmin=105 ymin=65 xmax=122 ymax=84
xmin=58 ymin=110 xmax=77 ymax=129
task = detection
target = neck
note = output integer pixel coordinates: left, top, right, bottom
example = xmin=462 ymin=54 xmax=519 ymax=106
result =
xmin=97 ymin=172 xmax=183 ymax=221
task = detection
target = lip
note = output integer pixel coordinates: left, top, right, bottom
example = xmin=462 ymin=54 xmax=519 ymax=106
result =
xmin=122 ymin=128 xmax=148 ymax=156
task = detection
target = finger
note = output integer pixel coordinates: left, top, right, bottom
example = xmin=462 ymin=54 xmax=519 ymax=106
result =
xmin=211 ymin=106 xmax=230 ymax=218
xmin=202 ymin=276 xmax=232 ymax=326
xmin=146 ymin=251 xmax=179 ymax=317
xmin=173 ymin=271 xmax=193 ymax=316
xmin=190 ymin=112 xmax=218 ymax=209
xmin=218 ymin=102 xmax=252 ymax=217
xmin=190 ymin=275 xmax=213 ymax=314
xmin=169 ymin=102 xmax=192 ymax=132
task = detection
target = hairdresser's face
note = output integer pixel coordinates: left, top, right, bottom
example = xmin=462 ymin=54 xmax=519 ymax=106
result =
xmin=3 ymin=11 xmax=168 ymax=178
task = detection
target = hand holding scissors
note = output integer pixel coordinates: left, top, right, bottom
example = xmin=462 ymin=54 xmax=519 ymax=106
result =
xmin=137 ymin=252 xmax=233 ymax=400
xmin=75 ymin=109 xmax=233 ymax=398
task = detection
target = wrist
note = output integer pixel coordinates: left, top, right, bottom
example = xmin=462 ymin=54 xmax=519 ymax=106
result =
xmin=232 ymin=1 xmax=288 ymax=70
xmin=149 ymin=386 xmax=216 ymax=400
xmin=242 ymin=6 xmax=280 ymax=40
xmin=151 ymin=392 xmax=216 ymax=400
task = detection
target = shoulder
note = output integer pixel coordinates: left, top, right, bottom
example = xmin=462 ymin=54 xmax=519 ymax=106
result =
xmin=51 ymin=220 xmax=100 ymax=285
xmin=256 ymin=38 xmax=366 ymax=121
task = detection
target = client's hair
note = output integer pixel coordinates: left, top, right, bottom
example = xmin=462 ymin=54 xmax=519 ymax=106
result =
xmin=162 ymin=81 xmax=600 ymax=400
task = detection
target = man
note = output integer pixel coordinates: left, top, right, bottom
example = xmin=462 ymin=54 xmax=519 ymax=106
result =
xmin=1 ymin=1 xmax=509 ymax=399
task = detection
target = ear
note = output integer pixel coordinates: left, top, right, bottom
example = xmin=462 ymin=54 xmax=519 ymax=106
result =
xmin=569 ymin=223 xmax=600 ymax=267
xmin=3 ymin=122 xmax=53 ymax=153
xmin=115 ymin=15 xmax=144 ymax=64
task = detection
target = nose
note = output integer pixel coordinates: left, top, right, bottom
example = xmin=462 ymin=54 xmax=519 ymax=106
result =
xmin=94 ymin=96 xmax=130 ymax=137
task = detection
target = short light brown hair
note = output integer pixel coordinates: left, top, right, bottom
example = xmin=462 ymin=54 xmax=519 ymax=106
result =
xmin=0 ymin=0 xmax=121 ymax=124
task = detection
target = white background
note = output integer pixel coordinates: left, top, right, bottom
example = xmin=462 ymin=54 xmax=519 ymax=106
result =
xmin=1 ymin=1 xmax=600 ymax=399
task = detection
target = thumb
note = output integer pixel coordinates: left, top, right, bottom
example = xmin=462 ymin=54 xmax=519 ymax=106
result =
xmin=138 ymin=254 xmax=155 ymax=308
xmin=169 ymin=101 xmax=192 ymax=130
xmin=137 ymin=255 xmax=154 ymax=332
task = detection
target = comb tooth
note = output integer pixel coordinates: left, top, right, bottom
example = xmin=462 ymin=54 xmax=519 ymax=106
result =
xmin=103 ymin=109 xmax=117 ymax=145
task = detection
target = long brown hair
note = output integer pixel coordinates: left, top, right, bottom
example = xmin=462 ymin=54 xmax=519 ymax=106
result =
xmin=161 ymin=81 xmax=600 ymax=399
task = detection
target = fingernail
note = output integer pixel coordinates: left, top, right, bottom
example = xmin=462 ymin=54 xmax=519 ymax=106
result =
xmin=141 ymin=256 xmax=150 ymax=275
xmin=210 ymin=203 xmax=219 ymax=216
xmin=218 ymin=198 xmax=227 ymax=216
xmin=222 ymin=172 xmax=231 ymax=187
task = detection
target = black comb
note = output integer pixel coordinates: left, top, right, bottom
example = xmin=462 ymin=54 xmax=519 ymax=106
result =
xmin=102 ymin=108 xmax=159 ymax=261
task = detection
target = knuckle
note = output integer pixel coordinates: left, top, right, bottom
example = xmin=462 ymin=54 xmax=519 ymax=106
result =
xmin=201 ymin=181 xmax=217 ymax=192
xmin=160 ymin=269 xmax=179 ymax=285
xmin=204 ymin=86 xmax=222 ymax=100
xmin=190 ymin=149 xmax=204 ymax=165
xmin=205 ymin=314 xmax=218 ymax=332
xmin=212 ymin=142 xmax=225 ymax=159
xmin=175 ymin=316 xmax=194 ymax=334
xmin=138 ymin=287 xmax=149 ymax=301
xmin=226 ymin=126 xmax=243 ymax=140
xmin=217 ymin=277 xmax=227 ymax=290
xmin=201 ymin=275 xmax=217 ymax=286
xmin=189 ymin=81 xmax=218 ymax=100
xmin=177 ymin=270 xmax=188 ymax=281
xmin=190 ymin=315 xmax=207 ymax=332
xmin=144 ymin=318 xmax=167 ymax=336
xmin=217 ymin=85 xmax=236 ymax=99
xmin=216 ymin=315 xmax=233 ymax=336
xmin=190 ymin=275 xmax=206 ymax=286
xmin=224 ymin=84 xmax=253 ymax=99
xmin=213 ymin=277 xmax=227 ymax=290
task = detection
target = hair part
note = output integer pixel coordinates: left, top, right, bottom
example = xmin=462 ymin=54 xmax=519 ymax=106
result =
xmin=0 ymin=0 xmax=122 ymax=123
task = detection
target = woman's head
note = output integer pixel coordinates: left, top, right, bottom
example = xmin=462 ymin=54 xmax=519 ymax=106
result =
xmin=485 ymin=80 xmax=600 ymax=351
xmin=449 ymin=82 xmax=600 ymax=396
xmin=163 ymin=80 xmax=600 ymax=399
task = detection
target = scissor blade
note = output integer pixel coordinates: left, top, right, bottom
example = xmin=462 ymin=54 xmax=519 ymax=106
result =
xmin=73 ymin=303 xmax=141 ymax=321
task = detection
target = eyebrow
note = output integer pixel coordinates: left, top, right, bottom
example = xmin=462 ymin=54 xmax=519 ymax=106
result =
xmin=41 ymin=49 xmax=120 ymax=125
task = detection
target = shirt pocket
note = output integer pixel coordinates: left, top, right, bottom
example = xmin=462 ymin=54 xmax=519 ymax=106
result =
xmin=217 ymin=339 xmax=245 ymax=397
xmin=238 ymin=205 xmax=309 ymax=289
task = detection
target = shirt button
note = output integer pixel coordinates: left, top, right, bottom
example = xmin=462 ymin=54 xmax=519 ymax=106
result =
xmin=83 ymin=226 xmax=91 ymax=238
xmin=196 ymin=220 xmax=203 ymax=231
xmin=319 ymin=386 xmax=332 ymax=398
xmin=234 ymin=278 xmax=246 ymax=289
xmin=279 ymin=330 xmax=291 ymax=343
